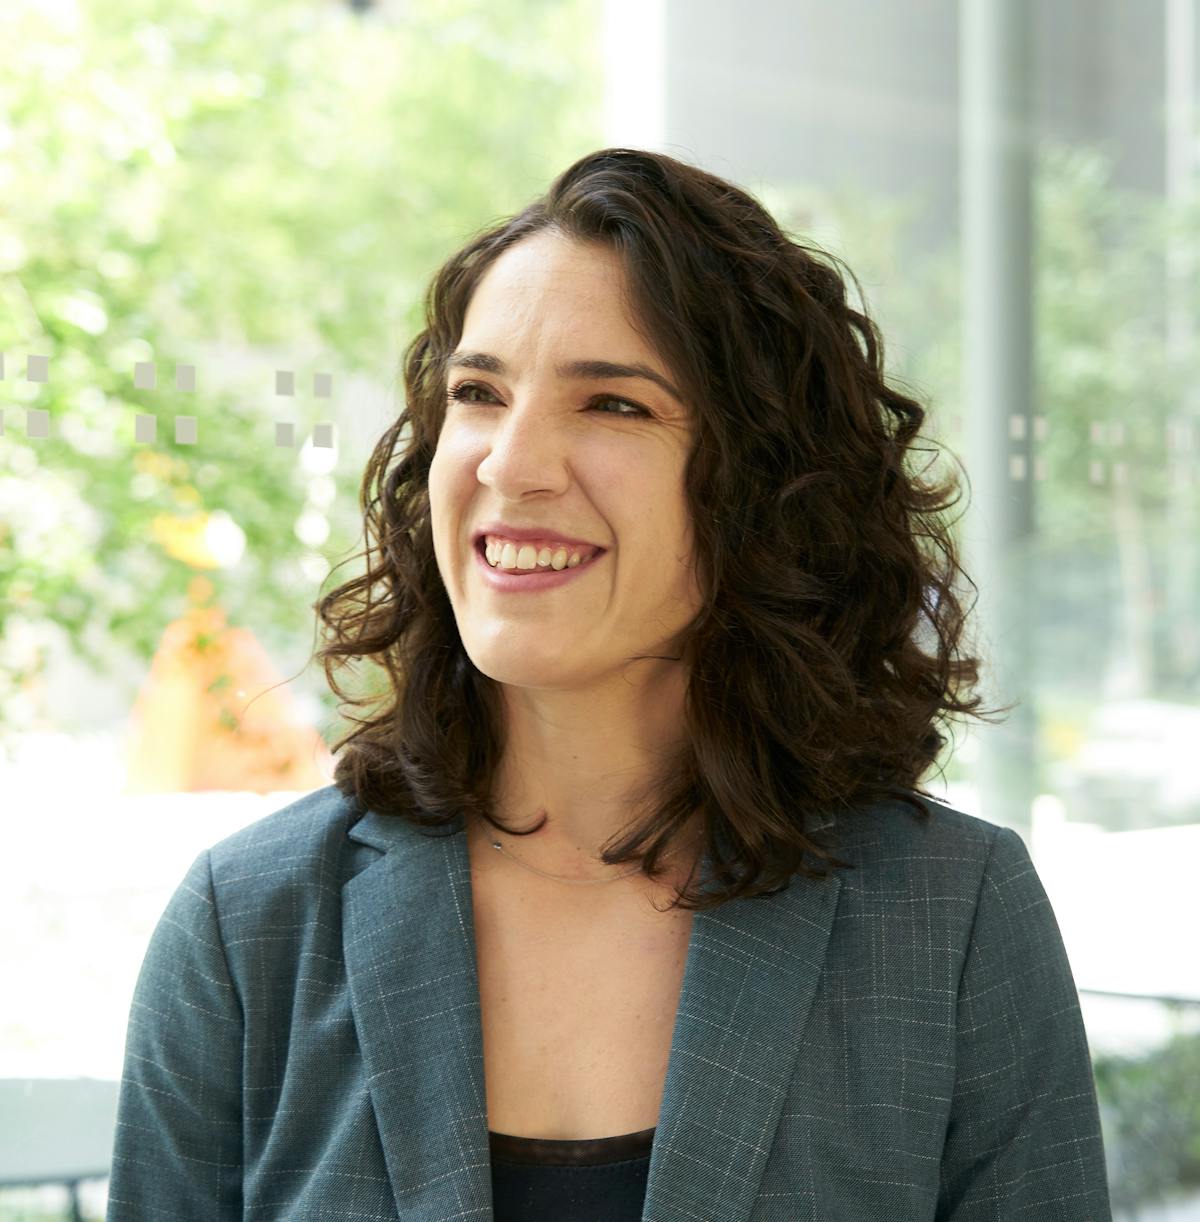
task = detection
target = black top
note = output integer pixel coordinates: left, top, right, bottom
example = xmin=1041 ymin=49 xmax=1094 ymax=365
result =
xmin=488 ymin=1126 xmax=656 ymax=1221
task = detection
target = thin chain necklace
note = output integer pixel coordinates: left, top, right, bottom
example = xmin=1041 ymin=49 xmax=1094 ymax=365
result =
xmin=488 ymin=827 xmax=705 ymax=886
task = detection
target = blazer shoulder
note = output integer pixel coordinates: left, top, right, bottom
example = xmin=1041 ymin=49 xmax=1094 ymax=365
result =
xmin=828 ymin=790 xmax=1006 ymax=864
xmin=823 ymin=792 xmax=1017 ymax=925
xmin=202 ymin=783 xmax=366 ymax=912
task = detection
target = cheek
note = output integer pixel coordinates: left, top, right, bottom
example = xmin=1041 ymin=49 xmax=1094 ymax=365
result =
xmin=429 ymin=431 xmax=463 ymax=477
xmin=428 ymin=437 xmax=478 ymax=506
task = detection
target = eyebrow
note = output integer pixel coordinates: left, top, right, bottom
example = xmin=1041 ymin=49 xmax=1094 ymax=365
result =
xmin=445 ymin=349 xmax=685 ymax=407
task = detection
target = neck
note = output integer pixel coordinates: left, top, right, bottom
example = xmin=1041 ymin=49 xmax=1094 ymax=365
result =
xmin=467 ymin=808 xmax=706 ymax=898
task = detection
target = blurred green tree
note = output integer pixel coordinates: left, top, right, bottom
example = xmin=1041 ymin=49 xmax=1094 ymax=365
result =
xmin=1093 ymin=1023 xmax=1200 ymax=1212
xmin=0 ymin=0 xmax=603 ymax=750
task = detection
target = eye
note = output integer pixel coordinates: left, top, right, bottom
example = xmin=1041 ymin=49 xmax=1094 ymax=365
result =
xmin=445 ymin=380 xmax=651 ymax=419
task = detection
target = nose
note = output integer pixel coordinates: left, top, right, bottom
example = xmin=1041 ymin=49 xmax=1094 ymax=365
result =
xmin=475 ymin=404 xmax=573 ymax=495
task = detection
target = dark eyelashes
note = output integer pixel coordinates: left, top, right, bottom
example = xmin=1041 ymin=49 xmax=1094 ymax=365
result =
xmin=444 ymin=380 xmax=651 ymax=419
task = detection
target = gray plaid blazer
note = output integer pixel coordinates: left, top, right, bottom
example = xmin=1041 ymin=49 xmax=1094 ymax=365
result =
xmin=106 ymin=784 xmax=1112 ymax=1220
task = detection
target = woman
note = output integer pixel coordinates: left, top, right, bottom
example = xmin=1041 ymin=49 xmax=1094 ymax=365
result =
xmin=106 ymin=148 xmax=1112 ymax=1220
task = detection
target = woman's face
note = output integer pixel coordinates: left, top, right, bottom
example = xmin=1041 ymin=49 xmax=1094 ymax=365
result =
xmin=428 ymin=228 xmax=704 ymax=695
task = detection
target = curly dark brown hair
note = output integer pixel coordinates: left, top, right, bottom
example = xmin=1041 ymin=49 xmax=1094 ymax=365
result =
xmin=313 ymin=146 xmax=1014 ymax=913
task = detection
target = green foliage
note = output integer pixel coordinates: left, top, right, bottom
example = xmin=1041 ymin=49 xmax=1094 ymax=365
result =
xmin=1094 ymin=1024 xmax=1200 ymax=1212
xmin=0 ymin=0 xmax=603 ymax=747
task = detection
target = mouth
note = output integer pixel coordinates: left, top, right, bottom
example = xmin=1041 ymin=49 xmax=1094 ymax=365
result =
xmin=473 ymin=536 xmax=607 ymax=571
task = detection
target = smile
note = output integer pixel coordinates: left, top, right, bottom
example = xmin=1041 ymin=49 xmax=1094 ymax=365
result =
xmin=472 ymin=537 xmax=607 ymax=592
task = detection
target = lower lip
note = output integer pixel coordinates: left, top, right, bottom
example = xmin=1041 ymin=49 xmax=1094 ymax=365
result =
xmin=472 ymin=541 xmax=607 ymax=592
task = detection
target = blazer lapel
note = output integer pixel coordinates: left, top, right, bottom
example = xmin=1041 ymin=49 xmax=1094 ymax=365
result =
xmin=344 ymin=809 xmax=843 ymax=1222
xmin=344 ymin=811 xmax=494 ymax=1219
xmin=644 ymin=837 xmax=842 ymax=1221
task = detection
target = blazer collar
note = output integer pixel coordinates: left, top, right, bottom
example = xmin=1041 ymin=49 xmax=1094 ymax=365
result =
xmin=344 ymin=807 xmax=842 ymax=1222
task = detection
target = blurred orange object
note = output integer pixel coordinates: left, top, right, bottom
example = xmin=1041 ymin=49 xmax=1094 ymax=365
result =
xmin=124 ymin=579 xmax=333 ymax=793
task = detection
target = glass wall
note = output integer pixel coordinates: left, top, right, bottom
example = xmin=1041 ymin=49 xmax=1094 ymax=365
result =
xmin=1 ymin=1 xmax=1196 ymax=1216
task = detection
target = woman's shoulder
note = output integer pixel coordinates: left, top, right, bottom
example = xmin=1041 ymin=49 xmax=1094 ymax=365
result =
xmin=198 ymin=784 xmax=374 ymax=924
xmin=206 ymin=783 xmax=358 ymax=869
xmin=827 ymin=790 xmax=1003 ymax=853
xmin=823 ymin=791 xmax=1022 ymax=911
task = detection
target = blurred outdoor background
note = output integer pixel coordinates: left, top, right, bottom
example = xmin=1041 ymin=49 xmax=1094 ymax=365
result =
xmin=1 ymin=0 xmax=1199 ymax=1217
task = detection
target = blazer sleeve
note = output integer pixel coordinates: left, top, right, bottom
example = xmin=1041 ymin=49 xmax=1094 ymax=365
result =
xmin=106 ymin=848 xmax=244 ymax=1221
xmin=936 ymin=825 xmax=1113 ymax=1221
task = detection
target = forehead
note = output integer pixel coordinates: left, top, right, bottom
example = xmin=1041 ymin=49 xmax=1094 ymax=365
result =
xmin=461 ymin=232 xmax=642 ymax=345
xmin=452 ymin=231 xmax=692 ymax=418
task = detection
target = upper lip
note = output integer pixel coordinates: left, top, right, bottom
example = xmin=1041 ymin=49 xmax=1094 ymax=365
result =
xmin=472 ymin=521 xmax=605 ymax=551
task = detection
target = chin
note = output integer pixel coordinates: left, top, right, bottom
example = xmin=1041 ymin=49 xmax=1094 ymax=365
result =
xmin=466 ymin=647 xmax=592 ymax=690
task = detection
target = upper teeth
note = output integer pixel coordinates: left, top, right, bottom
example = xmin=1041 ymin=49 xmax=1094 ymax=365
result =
xmin=484 ymin=535 xmax=592 ymax=572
